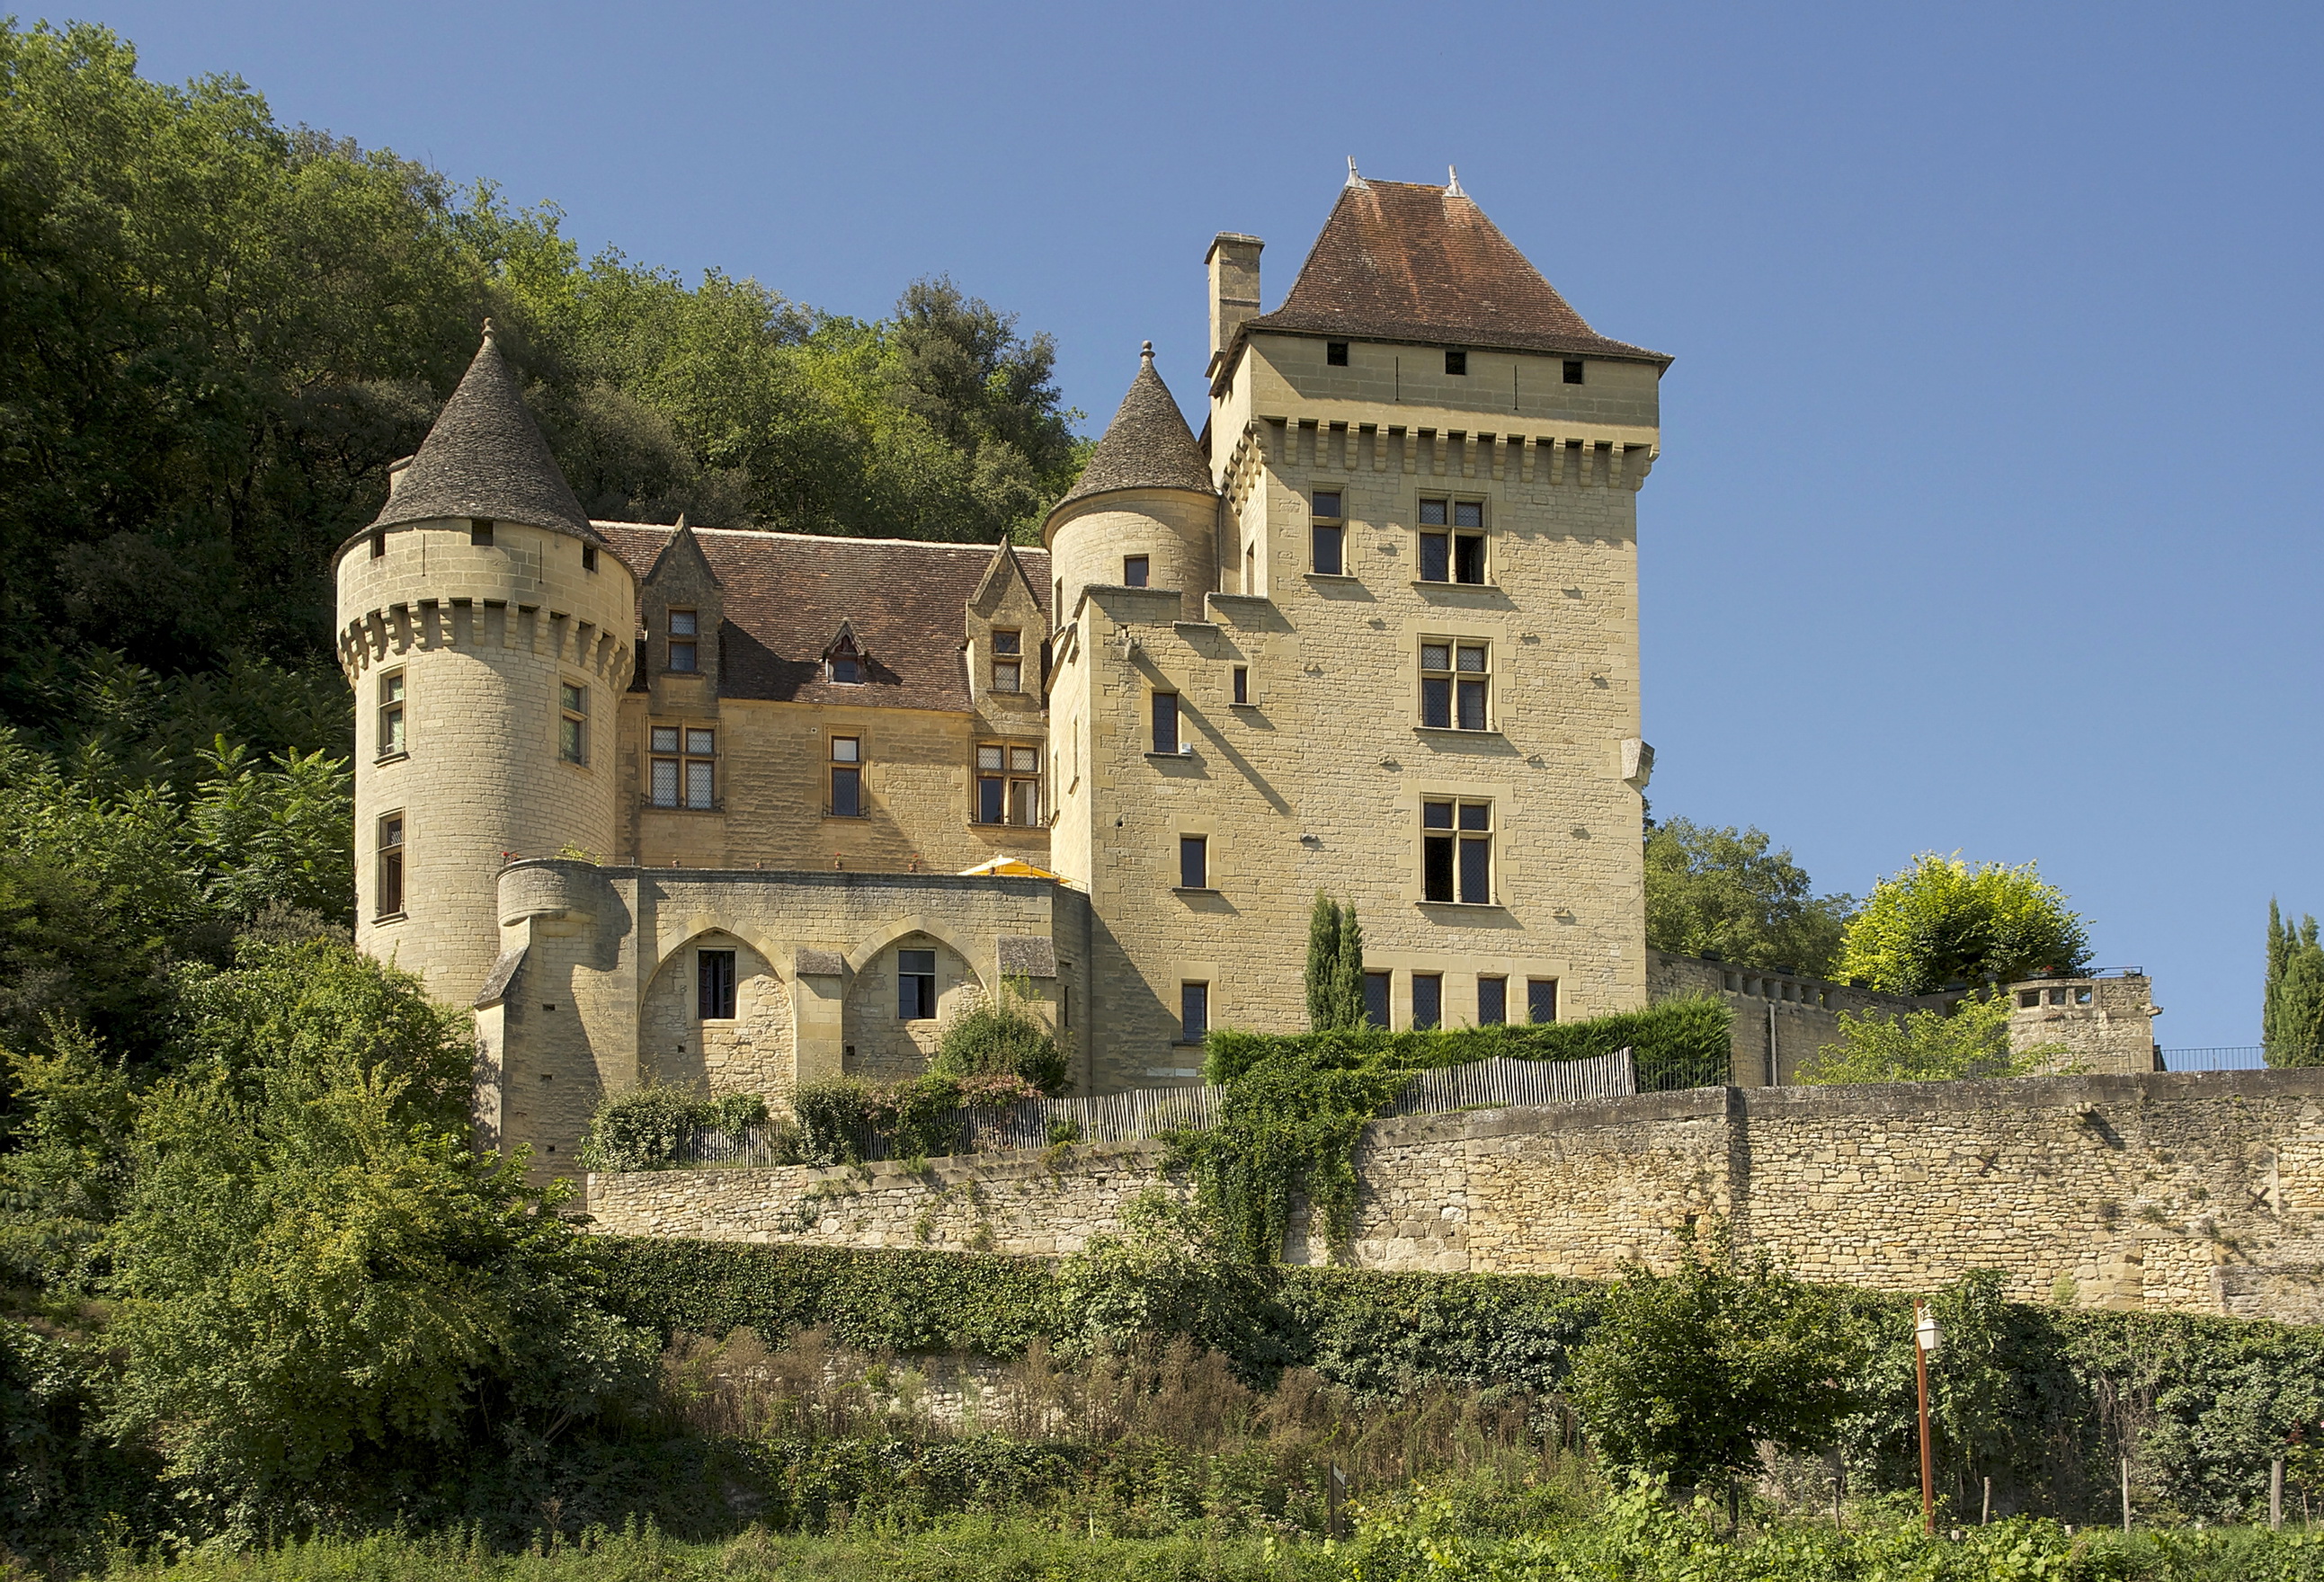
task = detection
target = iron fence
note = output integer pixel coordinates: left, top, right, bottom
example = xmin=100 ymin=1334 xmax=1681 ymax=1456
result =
xmin=2157 ymin=1046 xmax=2270 ymax=1072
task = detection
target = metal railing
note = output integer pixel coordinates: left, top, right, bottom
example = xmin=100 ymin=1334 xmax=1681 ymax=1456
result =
xmin=2157 ymin=1046 xmax=2268 ymax=1071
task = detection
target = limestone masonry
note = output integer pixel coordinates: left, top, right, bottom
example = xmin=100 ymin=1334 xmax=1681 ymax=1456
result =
xmin=336 ymin=171 xmax=1673 ymax=1162
xmin=587 ymin=1067 xmax=2324 ymax=1323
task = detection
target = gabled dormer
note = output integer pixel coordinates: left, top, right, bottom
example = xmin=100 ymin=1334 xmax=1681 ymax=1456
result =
xmin=966 ymin=540 xmax=1047 ymax=716
xmin=640 ymin=515 xmax=723 ymax=712
xmin=820 ymin=619 xmax=871 ymax=687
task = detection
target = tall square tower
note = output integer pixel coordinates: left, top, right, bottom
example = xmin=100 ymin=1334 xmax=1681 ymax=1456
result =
xmin=1048 ymin=173 xmax=1668 ymax=1089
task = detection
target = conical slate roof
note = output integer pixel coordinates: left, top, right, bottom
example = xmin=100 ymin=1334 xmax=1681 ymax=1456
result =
xmin=370 ymin=324 xmax=601 ymax=541
xmin=1055 ymin=344 xmax=1215 ymax=509
xmin=1246 ymin=179 xmax=1667 ymax=365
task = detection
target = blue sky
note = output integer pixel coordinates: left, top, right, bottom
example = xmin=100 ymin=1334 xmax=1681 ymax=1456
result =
xmin=85 ymin=1 xmax=2324 ymax=1047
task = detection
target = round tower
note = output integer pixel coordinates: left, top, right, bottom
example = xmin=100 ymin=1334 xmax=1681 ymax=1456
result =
xmin=334 ymin=324 xmax=636 ymax=1005
xmin=1044 ymin=342 xmax=1218 ymax=623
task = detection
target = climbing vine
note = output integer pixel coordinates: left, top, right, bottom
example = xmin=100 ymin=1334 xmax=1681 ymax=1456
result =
xmin=1176 ymin=997 xmax=1734 ymax=1266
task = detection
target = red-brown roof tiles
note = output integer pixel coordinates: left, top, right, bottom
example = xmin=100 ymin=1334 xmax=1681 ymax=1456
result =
xmin=595 ymin=524 xmax=1048 ymax=714
xmin=1241 ymin=179 xmax=1668 ymax=368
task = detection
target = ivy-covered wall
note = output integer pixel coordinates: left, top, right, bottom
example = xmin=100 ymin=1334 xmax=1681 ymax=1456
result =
xmin=588 ymin=1067 xmax=2324 ymax=1320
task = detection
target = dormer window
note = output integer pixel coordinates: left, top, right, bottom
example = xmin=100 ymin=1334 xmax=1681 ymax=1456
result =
xmin=667 ymin=610 xmax=698 ymax=672
xmin=824 ymin=623 xmax=868 ymax=684
xmin=992 ymin=629 xmax=1021 ymax=693
xmin=832 ymin=654 xmax=860 ymax=684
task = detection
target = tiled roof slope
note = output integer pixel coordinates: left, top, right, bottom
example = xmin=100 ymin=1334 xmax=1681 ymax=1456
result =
xmin=1055 ymin=345 xmax=1215 ymax=508
xmin=595 ymin=525 xmax=1049 ymax=713
xmin=1246 ymin=180 xmax=1668 ymax=366
xmin=372 ymin=325 xmax=601 ymax=542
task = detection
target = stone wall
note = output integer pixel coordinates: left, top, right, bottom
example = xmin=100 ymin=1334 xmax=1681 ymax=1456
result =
xmin=1645 ymin=949 xmax=1951 ymax=1085
xmin=586 ymin=1067 xmax=2324 ymax=1323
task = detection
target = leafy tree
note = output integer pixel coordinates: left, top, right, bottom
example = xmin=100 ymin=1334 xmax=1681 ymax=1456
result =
xmin=1643 ymin=816 xmax=1856 ymax=976
xmin=100 ymin=939 xmax=655 ymax=1529
xmin=2264 ymin=900 xmax=2324 ymax=1068
xmin=1054 ymin=1189 xmax=1279 ymax=1366
xmin=1304 ymin=893 xmax=1367 ymax=1032
xmin=1832 ymin=853 xmax=2090 ymax=994
xmin=1568 ymin=1222 xmax=1870 ymax=1498
xmin=1797 ymin=993 xmax=2064 ymax=1085
xmin=930 ymin=973 xmax=1068 ymax=1093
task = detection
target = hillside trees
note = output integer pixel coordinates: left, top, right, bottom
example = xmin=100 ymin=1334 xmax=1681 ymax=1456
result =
xmin=1643 ymin=817 xmax=1856 ymax=977
xmin=1832 ymin=853 xmax=2090 ymax=994
xmin=0 ymin=19 xmax=1083 ymax=769
xmin=2263 ymin=901 xmax=2324 ymax=1067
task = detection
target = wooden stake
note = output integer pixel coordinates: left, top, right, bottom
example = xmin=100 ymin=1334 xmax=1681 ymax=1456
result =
xmin=2121 ymin=1454 xmax=2132 ymax=1533
xmin=1916 ymin=1302 xmax=1937 ymax=1537
xmin=2274 ymin=1458 xmax=2285 ymax=1531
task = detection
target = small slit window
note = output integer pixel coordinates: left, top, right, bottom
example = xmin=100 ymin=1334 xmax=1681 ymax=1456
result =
xmin=1327 ymin=341 xmax=1349 ymax=366
xmin=1312 ymin=490 xmax=1344 ymax=575
xmin=375 ymin=813 xmax=405 ymax=919
xmin=1180 ymin=982 xmax=1209 ymax=1044
xmin=1563 ymin=359 xmax=1585 ymax=385
xmin=558 ymin=681 xmax=587 ymax=765
xmin=1444 ymin=350 xmax=1466 ymax=376
xmin=1152 ymin=692 xmax=1180 ymax=754
xmin=470 ymin=519 xmax=494 ymax=547
xmin=1179 ymin=834 xmax=1207 ymax=891
xmin=583 ymin=542 xmax=599 ymax=572
xmin=831 ymin=736 xmax=862 ymax=818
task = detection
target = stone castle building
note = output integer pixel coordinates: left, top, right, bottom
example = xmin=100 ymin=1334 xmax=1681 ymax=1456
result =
xmin=334 ymin=172 xmax=1671 ymax=1165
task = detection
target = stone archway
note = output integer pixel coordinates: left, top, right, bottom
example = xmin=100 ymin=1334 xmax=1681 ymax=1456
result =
xmin=638 ymin=929 xmax=797 ymax=1100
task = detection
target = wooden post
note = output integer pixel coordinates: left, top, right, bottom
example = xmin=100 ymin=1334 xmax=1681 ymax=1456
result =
xmin=1982 ymin=1476 xmax=1991 ymax=1525
xmin=1916 ymin=1302 xmax=1937 ymax=1536
xmin=1327 ymin=1463 xmax=1347 ymax=1542
xmin=2121 ymin=1454 xmax=2132 ymax=1533
xmin=2274 ymin=1458 xmax=2285 ymax=1531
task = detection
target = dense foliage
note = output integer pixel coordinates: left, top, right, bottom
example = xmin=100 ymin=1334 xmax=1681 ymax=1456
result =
xmin=0 ymin=19 xmax=1082 ymax=768
xmin=1798 ymin=994 xmax=2064 ymax=1085
xmin=2266 ymin=901 xmax=2324 ymax=1067
xmin=1304 ymin=892 xmax=1367 ymax=1032
xmin=1834 ymin=854 xmax=2092 ymax=994
xmin=577 ymin=1083 xmax=770 ymax=1172
xmin=1644 ymin=816 xmax=1857 ymax=977
xmin=928 ymin=974 xmax=1069 ymax=1094
xmin=1184 ymin=1000 xmax=1734 ymax=1265
xmin=1569 ymin=1225 xmax=1873 ymax=1493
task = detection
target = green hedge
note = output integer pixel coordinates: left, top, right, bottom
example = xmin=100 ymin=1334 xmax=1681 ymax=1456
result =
xmin=1202 ymin=996 xmax=1733 ymax=1091
xmin=594 ymin=1238 xmax=2324 ymax=1524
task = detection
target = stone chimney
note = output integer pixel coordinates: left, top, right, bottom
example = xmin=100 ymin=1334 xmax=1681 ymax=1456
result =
xmin=1206 ymin=233 xmax=1263 ymax=363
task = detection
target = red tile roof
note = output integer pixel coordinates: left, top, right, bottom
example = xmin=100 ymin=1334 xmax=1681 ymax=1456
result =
xmin=1238 ymin=179 xmax=1668 ymax=371
xmin=596 ymin=525 xmax=1049 ymax=713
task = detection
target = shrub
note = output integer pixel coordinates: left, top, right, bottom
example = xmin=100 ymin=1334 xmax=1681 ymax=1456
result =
xmin=930 ymin=974 xmax=1067 ymax=1094
xmin=578 ymin=1082 xmax=770 ymax=1172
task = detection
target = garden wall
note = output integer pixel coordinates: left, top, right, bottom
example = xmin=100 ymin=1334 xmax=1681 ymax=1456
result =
xmin=585 ymin=1067 xmax=2324 ymax=1321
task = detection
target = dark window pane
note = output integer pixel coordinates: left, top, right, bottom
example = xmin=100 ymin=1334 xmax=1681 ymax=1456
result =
xmin=1423 ymin=801 xmax=1455 ymax=830
xmin=470 ymin=520 xmax=494 ymax=546
xmin=1458 ymin=802 xmax=1490 ymax=831
xmin=1563 ymin=360 xmax=1585 ymax=385
xmin=1454 ymin=501 xmax=1483 ymax=529
xmin=1153 ymin=693 xmax=1179 ymax=753
xmin=1419 ymin=499 xmax=1448 ymax=526
xmin=1124 ymin=555 xmax=1149 ymax=587
xmin=583 ymin=543 xmax=598 ymax=571
xmin=1419 ymin=532 xmax=1449 ymax=582
xmin=978 ymin=776 xmax=1004 ymax=823
xmin=1413 ymin=973 xmax=1443 ymax=1027
xmin=1312 ymin=491 xmax=1341 ymax=518
xmin=899 ymin=949 xmax=936 ymax=1019
xmin=1457 ymin=679 xmax=1487 ymax=731
xmin=1179 ymin=835 xmax=1207 ymax=890
xmin=1459 ymin=836 xmax=1491 ymax=903
xmin=670 ymin=611 xmax=698 ymax=636
xmin=1233 ymin=667 xmax=1249 ymax=705
xmin=1421 ymin=677 xmax=1451 ymax=728
xmin=1180 ymin=982 xmax=1209 ymax=1043
xmin=669 ymin=641 xmax=696 ymax=672
xmin=1454 ymin=534 xmax=1485 ymax=583
xmin=1444 ymin=349 xmax=1466 ymax=376
xmin=1313 ymin=524 xmax=1343 ymax=575
xmin=993 ymin=629 xmax=1020 ymax=654
xmin=1528 ymin=978 xmax=1559 ymax=1024
xmin=833 ymin=657 xmax=859 ymax=684
xmin=698 ymin=950 xmax=737 ymax=1019
xmin=832 ymin=766 xmax=861 ymax=817
xmin=1364 ymin=972 xmax=1391 ymax=1028
xmin=1478 ymin=976 xmax=1507 ymax=1026
xmin=1327 ymin=341 xmax=1349 ymax=366
xmin=1424 ymin=834 xmax=1455 ymax=902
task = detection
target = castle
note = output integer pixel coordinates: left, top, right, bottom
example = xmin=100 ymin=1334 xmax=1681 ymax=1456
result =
xmin=334 ymin=171 xmax=1670 ymax=1165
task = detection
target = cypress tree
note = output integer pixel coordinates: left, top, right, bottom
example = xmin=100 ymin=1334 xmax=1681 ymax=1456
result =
xmin=1331 ymin=902 xmax=1367 ymax=1029
xmin=1305 ymin=892 xmax=1342 ymax=1031
xmin=2265 ymin=900 xmax=2324 ymax=1067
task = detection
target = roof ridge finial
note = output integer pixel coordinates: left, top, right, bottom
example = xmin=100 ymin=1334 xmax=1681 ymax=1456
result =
xmin=1346 ymin=156 xmax=1365 ymax=189
xmin=675 ymin=511 xmax=690 ymax=530
xmin=1141 ymin=340 xmax=1154 ymax=362
xmin=481 ymin=316 xmax=497 ymax=342
xmin=1446 ymin=164 xmax=1464 ymax=197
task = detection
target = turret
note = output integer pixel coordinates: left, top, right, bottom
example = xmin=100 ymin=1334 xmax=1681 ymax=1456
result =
xmin=1042 ymin=343 xmax=1218 ymax=624
xmin=333 ymin=323 xmax=636 ymax=1005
